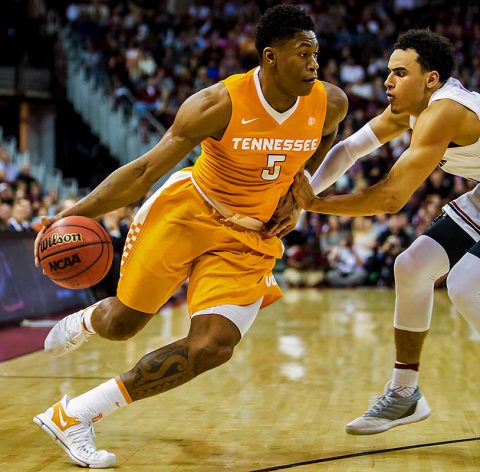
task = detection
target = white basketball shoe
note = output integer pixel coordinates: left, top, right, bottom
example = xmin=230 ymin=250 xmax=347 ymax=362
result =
xmin=33 ymin=396 xmax=115 ymax=468
xmin=346 ymin=383 xmax=431 ymax=435
xmin=44 ymin=307 xmax=96 ymax=357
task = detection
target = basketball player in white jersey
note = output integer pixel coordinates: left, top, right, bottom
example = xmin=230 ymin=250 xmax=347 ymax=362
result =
xmin=292 ymin=29 xmax=480 ymax=435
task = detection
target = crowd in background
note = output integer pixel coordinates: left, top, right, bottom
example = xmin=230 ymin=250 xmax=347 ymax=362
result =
xmin=0 ymin=142 xmax=140 ymax=297
xmin=1 ymin=0 xmax=479 ymax=290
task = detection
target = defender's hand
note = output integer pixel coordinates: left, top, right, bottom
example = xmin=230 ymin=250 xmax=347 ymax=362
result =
xmin=264 ymin=190 xmax=300 ymax=238
xmin=292 ymin=172 xmax=317 ymax=210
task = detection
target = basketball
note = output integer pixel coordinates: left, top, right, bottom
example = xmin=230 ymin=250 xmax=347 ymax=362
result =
xmin=38 ymin=216 xmax=113 ymax=289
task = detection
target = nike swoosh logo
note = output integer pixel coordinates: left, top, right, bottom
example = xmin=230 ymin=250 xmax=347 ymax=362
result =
xmin=58 ymin=408 xmax=69 ymax=429
xmin=241 ymin=118 xmax=259 ymax=125
xmin=52 ymin=402 xmax=81 ymax=431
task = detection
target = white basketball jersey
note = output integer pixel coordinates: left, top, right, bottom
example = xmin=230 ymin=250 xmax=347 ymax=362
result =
xmin=409 ymin=78 xmax=480 ymax=242
xmin=409 ymin=77 xmax=480 ymax=182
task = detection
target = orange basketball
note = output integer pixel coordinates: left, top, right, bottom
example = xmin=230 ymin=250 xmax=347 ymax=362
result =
xmin=38 ymin=216 xmax=113 ymax=289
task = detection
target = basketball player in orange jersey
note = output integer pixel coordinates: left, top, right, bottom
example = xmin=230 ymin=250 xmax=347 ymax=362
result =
xmin=32 ymin=5 xmax=347 ymax=468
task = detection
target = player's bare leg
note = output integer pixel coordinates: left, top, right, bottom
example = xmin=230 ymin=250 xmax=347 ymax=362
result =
xmin=90 ymin=297 xmax=155 ymax=340
xmin=35 ymin=314 xmax=241 ymax=468
xmin=44 ymin=297 xmax=155 ymax=357
xmin=395 ymin=328 xmax=428 ymax=364
xmin=345 ymin=327 xmax=432 ymax=435
xmin=121 ymin=314 xmax=241 ymax=398
xmin=346 ymin=236 xmax=446 ymax=434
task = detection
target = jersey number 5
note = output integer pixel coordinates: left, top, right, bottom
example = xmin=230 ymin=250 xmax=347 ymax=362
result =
xmin=261 ymin=154 xmax=286 ymax=181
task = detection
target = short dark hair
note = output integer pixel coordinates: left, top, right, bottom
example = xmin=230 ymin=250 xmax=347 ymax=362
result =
xmin=255 ymin=5 xmax=315 ymax=58
xmin=394 ymin=29 xmax=455 ymax=82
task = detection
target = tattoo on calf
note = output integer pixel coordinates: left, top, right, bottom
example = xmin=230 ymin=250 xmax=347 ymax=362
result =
xmin=126 ymin=344 xmax=195 ymax=400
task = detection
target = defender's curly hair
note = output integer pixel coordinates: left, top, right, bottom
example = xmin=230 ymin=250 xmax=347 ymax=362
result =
xmin=394 ymin=29 xmax=455 ymax=82
xmin=255 ymin=5 xmax=315 ymax=58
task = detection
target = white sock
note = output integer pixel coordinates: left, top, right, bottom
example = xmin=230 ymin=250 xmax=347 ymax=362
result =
xmin=68 ymin=377 xmax=132 ymax=423
xmin=81 ymin=301 xmax=102 ymax=334
xmin=391 ymin=362 xmax=419 ymax=397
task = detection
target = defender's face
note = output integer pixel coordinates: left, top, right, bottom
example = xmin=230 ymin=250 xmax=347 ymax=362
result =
xmin=274 ymin=31 xmax=319 ymax=96
xmin=385 ymin=49 xmax=431 ymax=115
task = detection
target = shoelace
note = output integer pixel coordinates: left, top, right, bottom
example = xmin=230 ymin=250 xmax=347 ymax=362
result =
xmin=365 ymin=391 xmax=397 ymax=416
xmin=63 ymin=312 xmax=91 ymax=349
xmin=65 ymin=329 xmax=89 ymax=349
xmin=69 ymin=422 xmax=97 ymax=455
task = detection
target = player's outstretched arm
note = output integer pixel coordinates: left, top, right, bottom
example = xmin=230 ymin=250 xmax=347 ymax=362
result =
xmin=64 ymin=84 xmax=230 ymax=219
xmin=308 ymin=105 xmax=410 ymax=195
xmin=293 ymin=100 xmax=461 ymax=216
xmin=34 ymin=83 xmax=232 ymax=266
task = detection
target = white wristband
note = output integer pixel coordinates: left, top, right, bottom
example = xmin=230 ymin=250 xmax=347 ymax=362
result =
xmin=310 ymin=123 xmax=382 ymax=195
xmin=303 ymin=169 xmax=313 ymax=183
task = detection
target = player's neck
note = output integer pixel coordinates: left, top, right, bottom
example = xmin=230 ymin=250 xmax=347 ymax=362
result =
xmin=412 ymin=83 xmax=444 ymax=117
xmin=257 ymin=68 xmax=297 ymax=113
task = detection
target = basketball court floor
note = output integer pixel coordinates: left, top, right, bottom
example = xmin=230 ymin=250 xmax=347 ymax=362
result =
xmin=1 ymin=288 xmax=479 ymax=471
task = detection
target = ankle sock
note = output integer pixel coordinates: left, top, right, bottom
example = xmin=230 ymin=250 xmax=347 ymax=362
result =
xmin=68 ymin=377 xmax=132 ymax=423
xmin=81 ymin=302 xmax=101 ymax=334
xmin=390 ymin=362 xmax=419 ymax=397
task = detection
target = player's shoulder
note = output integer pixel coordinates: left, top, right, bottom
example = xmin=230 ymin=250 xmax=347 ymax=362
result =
xmin=173 ymin=83 xmax=231 ymax=138
xmin=418 ymin=97 xmax=468 ymax=125
xmin=428 ymin=97 xmax=469 ymax=114
xmin=321 ymin=81 xmax=348 ymax=111
xmin=320 ymin=81 xmax=348 ymax=130
xmin=222 ymin=69 xmax=254 ymax=87
xmin=181 ymin=82 xmax=231 ymax=116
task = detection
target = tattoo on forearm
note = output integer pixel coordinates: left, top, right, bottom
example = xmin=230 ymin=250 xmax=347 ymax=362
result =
xmin=123 ymin=344 xmax=196 ymax=401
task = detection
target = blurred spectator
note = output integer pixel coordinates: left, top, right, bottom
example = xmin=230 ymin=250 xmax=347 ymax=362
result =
xmin=0 ymin=202 xmax=12 ymax=230
xmin=0 ymin=146 xmax=18 ymax=183
xmin=28 ymin=181 xmax=43 ymax=212
xmin=424 ymin=168 xmax=453 ymax=200
xmin=0 ymin=182 xmax=15 ymax=205
xmin=374 ymin=235 xmax=405 ymax=287
xmin=7 ymin=199 xmax=33 ymax=232
xmin=319 ymin=215 xmax=349 ymax=258
xmin=137 ymin=50 xmax=157 ymax=77
xmin=352 ymin=216 xmax=377 ymax=263
xmin=15 ymin=163 xmax=39 ymax=195
xmin=340 ymin=55 xmax=366 ymax=84
xmin=283 ymin=228 xmax=324 ymax=288
xmin=134 ymin=77 xmax=166 ymax=116
xmin=325 ymin=235 xmax=368 ymax=288
xmin=376 ymin=213 xmax=412 ymax=249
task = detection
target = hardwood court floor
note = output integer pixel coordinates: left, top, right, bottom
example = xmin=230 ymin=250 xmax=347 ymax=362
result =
xmin=1 ymin=288 xmax=479 ymax=471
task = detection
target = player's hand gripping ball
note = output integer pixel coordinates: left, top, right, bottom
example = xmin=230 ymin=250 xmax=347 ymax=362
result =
xmin=38 ymin=216 xmax=113 ymax=289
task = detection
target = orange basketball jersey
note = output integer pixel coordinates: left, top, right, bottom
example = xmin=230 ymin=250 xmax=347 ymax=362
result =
xmin=192 ymin=67 xmax=328 ymax=222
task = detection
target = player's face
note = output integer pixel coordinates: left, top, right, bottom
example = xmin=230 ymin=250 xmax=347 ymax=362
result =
xmin=385 ymin=48 xmax=433 ymax=115
xmin=274 ymin=31 xmax=319 ymax=96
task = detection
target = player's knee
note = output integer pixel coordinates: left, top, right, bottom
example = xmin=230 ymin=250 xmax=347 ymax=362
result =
xmin=394 ymin=249 xmax=417 ymax=282
xmin=190 ymin=339 xmax=235 ymax=373
xmin=94 ymin=298 xmax=153 ymax=340
xmin=101 ymin=312 xmax=144 ymax=340
xmin=446 ymin=268 xmax=471 ymax=313
xmin=394 ymin=245 xmax=445 ymax=284
xmin=101 ymin=320 xmax=136 ymax=340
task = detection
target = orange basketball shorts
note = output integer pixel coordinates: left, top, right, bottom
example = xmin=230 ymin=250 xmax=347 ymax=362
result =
xmin=117 ymin=170 xmax=283 ymax=315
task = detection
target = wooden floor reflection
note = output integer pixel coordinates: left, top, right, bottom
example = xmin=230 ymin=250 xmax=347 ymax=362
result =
xmin=1 ymin=288 xmax=479 ymax=471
